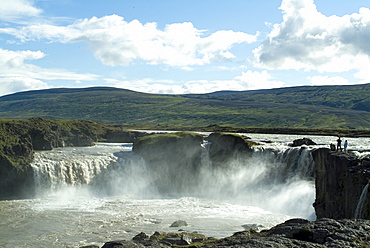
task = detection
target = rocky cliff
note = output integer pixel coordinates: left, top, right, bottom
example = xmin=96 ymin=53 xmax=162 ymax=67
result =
xmin=206 ymin=132 xmax=256 ymax=167
xmin=132 ymin=132 xmax=204 ymax=194
xmin=0 ymin=118 xmax=141 ymax=199
xmin=312 ymin=148 xmax=370 ymax=219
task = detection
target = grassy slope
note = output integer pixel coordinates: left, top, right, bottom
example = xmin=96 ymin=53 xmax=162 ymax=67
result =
xmin=0 ymin=84 xmax=369 ymax=129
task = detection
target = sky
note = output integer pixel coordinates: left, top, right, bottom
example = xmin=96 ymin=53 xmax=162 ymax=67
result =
xmin=0 ymin=0 xmax=370 ymax=96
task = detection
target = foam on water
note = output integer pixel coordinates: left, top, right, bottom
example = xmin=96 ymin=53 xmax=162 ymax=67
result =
xmin=2 ymin=133 xmax=370 ymax=247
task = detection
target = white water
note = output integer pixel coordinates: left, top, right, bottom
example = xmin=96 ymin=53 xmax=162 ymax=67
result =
xmin=1 ymin=133 xmax=369 ymax=248
xmin=354 ymin=183 xmax=369 ymax=219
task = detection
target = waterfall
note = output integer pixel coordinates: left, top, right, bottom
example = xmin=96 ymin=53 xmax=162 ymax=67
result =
xmin=31 ymin=151 xmax=116 ymax=195
xmin=236 ymin=146 xmax=316 ymax=219
xmin=253 ymin=146 xmax=315 ymax=181
xmin=354 ymin=183 xmax=369 ymax=219
xmin=30 ymin=142 xmax=316 ymax=219
xmin=31 ymin=145 xmax=153 ymax=198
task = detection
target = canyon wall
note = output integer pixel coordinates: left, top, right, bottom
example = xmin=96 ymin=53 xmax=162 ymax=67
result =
xmin=312 ymin=148 xmax=370 ymax=219
xmin=0 ymin=118 xmax=140 ymax=199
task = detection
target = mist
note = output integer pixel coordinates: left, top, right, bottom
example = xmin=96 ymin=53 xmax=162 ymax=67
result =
xmin=31 ymin=143 xmax=316 ymax=220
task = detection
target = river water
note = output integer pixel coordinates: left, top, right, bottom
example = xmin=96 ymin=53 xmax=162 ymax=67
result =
xmin=1 ymin=133 xmax=369 ymax=248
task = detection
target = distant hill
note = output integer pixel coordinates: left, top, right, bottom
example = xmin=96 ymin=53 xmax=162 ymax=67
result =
xmin=1 ymin=84 xmax=370 ymax=129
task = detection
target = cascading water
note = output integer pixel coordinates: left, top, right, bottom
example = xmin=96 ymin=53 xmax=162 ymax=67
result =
xmin=30 ymin=141 xmax=316 ymax=219
xmin=354 ymin=183 xmax=369 ymax=219
xmin=31 ymin=144 xmax=152 ymax=198
xmin=1 ymin=135 xmax=324 ymax=248
xmin=244 ymin=146 xmax=315 ymax=218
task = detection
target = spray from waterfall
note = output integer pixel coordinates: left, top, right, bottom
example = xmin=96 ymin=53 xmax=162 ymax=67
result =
xmin=30 ymin=142 xmax=316 ymax=220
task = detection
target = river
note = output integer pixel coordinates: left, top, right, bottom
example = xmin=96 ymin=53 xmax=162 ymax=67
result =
xmin=1 ymin=133 xmax=369 ymax=247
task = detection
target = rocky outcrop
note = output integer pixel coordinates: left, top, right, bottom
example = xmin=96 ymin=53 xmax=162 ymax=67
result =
xmin=170 ymin=220 xmax=188 ymax=227
xmin=133 ymin=132 xmax=204 ymax=165
xmin=312 ymin=148 xmax=370 ymax=219
xmin=88 ymin=218 xmax=370 ymax=248
xmin=291 ymin=137 xmax=317 ymax=147
xmin=104 ymin=129 xmax=141 ymax=143
xmin=207 ymin=133 xmax=256 ymax=167
xmin=200 ymin=218 xmax=370 ymax=248
xmin=132 ymin=132 xmax=204 ymax=194
xmin=0 ymin=118 xmax=141 ymax=199
xmin=0 ymin=134 xmax=35 ymax=199
xmin=132 ymin=132 xmax=260 ymax=194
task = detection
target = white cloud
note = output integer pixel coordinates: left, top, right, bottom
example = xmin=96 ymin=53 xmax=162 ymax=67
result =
xmin=110 ymin=70 xmax=284 ymax=94
xmin=0 ymin=77 xmax=48 ymax=96
xmin=234 ymin=70 xmax=285 ymax=90
xmin=308 ymin=75 xmax=349 ymax=86
xmin=111 ymin=78 xmax=185 ymax=94
xmin=182 ymin=80 xmax=246 ymax=93
xmin=0 ymin=0 xmax=42 ymax=22
xmin=1 ymin=15 xmax=258 ymax=67
xmin=0 ymin=48 xmax=100 ymax=96
xmin=0 ymin=48 xmax=45 ymax=69
xmin=0 ymin=48 xmax=99 ymax=81
xmin=253 ymin=0 xmax=370 ymax=81
xmin=118 ymin=79 xmax=244 ymax=94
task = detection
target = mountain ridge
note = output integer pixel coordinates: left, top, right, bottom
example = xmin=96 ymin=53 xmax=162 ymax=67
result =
xmin=1 ymin=84 xmax=370 ymax=129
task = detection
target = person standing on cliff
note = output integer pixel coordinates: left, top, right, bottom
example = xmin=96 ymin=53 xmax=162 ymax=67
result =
xmin=337 ymin=136 xmax=342 ymax=151
xmin=344 ymin=140 xmax=348 ymax=152
xmin=337 ymin=136 xmax=342 ymax=152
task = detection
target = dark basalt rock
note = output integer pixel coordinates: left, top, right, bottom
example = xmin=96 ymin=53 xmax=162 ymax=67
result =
xmin=104 ymin=130 xmax=144 ymax=143
xmin=101 ymin=240 xmax=144 ymax=248
xmin=133 ymin=232 xmax=149 ymax=241
xmin=170 ymin=220 xmax=188 ymax=227
xmin=312 ymin=148 xmax=370 ymax=219
xmin=197 ymin=218 xmax=370 ymax=247
xmin=207 ymin=132 xmax=256 ymax=167
xmin=132 ymin=132 xmax=204 ymax=194
xmin=90 ymin=218 xmax=370 ymax=248
xmin=291 ymin=138 xmax=317 ymax=147
xmin=0 ymin=118 xmax=139 ymax=199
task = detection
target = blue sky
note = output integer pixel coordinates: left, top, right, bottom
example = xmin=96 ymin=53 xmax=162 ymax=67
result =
xmin=1 ymin=0 xmax=370 ymax=96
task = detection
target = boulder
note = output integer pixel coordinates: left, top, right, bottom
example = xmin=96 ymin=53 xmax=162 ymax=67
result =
xmin=291 ymin=138 xmax=317 ymax=147
xmin=199 ymin=218 xmax=370 ymax=247
xmin=170 ymin=220 xmax=188 ymax=227
xmin=101 ymin=240 xmax=144 ymax=248
xmin=133 ymin=232 xmax=149 ymax=241
xmin=125 ymin=218 xmax=370 ymax=247
xmin=133 ymin=232 xmax=208 ymax=247
xmin=207 ymin=133 xmax=256 ymax=166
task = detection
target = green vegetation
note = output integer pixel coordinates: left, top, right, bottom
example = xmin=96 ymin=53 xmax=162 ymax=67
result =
xmin=0 ymin=84 xmax=370 ymax=129
xmin=0 ymin=118 xmax=127 ymax=170
xmin=0 ymin=117 xmax=137 ymax=198
xmin=132 ymin=132 xmax=204 ymax=158
xmin=134 ymin=131 xmax=202 ymax=147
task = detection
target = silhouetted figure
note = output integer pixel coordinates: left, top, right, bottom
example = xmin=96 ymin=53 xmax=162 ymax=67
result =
xmin=330 ymin=143 xmax=336 ymax=151
xmin=337 ymin=137 xmax=342 ymax=152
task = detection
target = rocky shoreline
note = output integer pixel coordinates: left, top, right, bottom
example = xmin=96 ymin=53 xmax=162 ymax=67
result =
xmin=81 ymin=218 xmax=370 ymax=248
